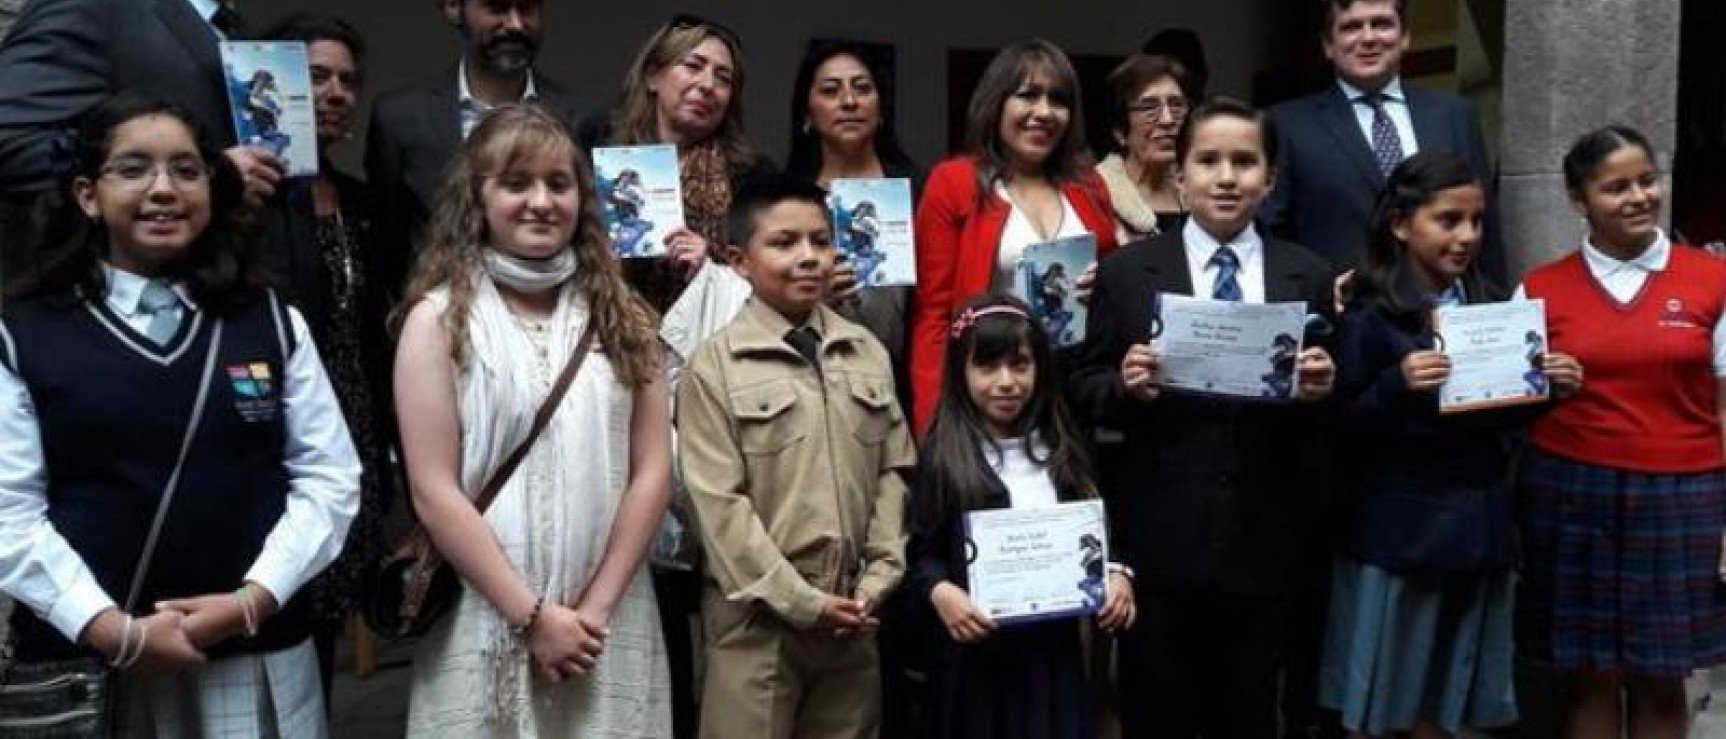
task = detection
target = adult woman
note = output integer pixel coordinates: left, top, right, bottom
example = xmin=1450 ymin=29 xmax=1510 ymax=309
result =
xmin=397 ymin=104 xmax=671 ymax=737
xmin=0 ymin=94 xmax=359 ymax=736
xmin=1096 ymin=54 xmax=1191 ymax=242
xmin=911 ymin=39 xmax=1118 ymax=433
xmin=260 ymin=13 xmax=396 ymax=690
xmin=588 ymin=14 xmax=771 ymax=312
xmin=1517 ymin=126 xmax=1726 ymax=739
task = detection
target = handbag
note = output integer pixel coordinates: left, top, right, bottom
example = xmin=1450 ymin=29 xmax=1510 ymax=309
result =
xmin=369 ymin=320 xmax=599 ymax=638
xmin=0 ymin=321 xmax=225 ymax=738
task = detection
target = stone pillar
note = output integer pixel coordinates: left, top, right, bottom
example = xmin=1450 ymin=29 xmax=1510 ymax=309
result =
xmin=1497 ymin=0 xmax=1681 ymax=279
xmin=0 ymin=0 xmax=21 ymax=41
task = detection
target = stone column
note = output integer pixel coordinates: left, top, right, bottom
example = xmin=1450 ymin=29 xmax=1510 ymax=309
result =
xmin=0 ymin=0 xmax=21 ymax=41
xmin=1497 ymin=0 xmax=1681 ymax=279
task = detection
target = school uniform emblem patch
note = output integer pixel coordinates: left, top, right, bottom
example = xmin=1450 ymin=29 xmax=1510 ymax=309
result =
xmin=226 ymin=361 xmax=280 ymax=422
xmin=1659 ymin=298 xmax=1701 ymax=329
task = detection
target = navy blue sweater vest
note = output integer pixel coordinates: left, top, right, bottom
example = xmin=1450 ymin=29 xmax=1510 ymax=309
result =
xmin=1 ymin=289 xmax=312 ymax=660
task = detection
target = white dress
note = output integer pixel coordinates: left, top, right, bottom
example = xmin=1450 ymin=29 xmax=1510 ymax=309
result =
xmin=406 ymin=281 xmax=671 ymax=738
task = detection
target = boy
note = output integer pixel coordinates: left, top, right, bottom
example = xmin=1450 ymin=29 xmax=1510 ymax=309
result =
xmin=675 ymin=174 xmax=914 ymax=739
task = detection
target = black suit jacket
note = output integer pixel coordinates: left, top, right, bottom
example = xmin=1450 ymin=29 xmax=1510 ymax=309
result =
xmin=1069 ymin=229 xmax=1336 ymax=594
xmin=363 ymin=67 xmax=587 ymax=296
xmin=0 ymin=0 xmax=234 ymax=192
xmin=1260 ymin=83 xmax=1503 ymax=282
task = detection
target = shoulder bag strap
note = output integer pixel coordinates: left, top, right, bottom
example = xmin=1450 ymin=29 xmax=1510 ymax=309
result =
xmin=468 ymin=317 xmax=600 ymax=515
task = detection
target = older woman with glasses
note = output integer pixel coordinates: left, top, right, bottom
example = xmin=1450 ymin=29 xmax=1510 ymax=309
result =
xmin=1095 ymin=54 xmax=1193 ymax=243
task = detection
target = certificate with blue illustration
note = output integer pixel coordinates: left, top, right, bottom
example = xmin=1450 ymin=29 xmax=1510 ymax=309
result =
xmin=220 ymin=42 xmax=317 ymax=178
xmin=1014 ymin=234 xmax=1096 ymax=347
xmin=1153 ymin=294 xmax=1308 ymax=400
xmin=1433 ymin=299 xmax=1549 ymax=414
xmin=963 ymin=500 xmax=1108 ymax=626
xmin=828 ymin=178 xmax=915 ymax=287
xmin=592 ymin=144 xmax=684 ymax=258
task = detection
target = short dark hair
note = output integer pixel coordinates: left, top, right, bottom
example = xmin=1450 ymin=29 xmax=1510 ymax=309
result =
xmin=1175 ymin=96 xmax=1279 ymax=166
xmin=726 ymin=172 xmax=833 ymax=249
xmin=1319 ymin=0 xmax=1410 ymax=32
xmin=1106 ymin=54 xmax=1194 ymax=140
xmin=1562 ymin=125 xmax=1658 ymax=194
xmin=260 ymin=13 xmax=367 ymax=64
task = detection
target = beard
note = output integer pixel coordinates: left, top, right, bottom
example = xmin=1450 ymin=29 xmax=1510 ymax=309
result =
xmin=479 ymin=33 xmax=538 ymax=75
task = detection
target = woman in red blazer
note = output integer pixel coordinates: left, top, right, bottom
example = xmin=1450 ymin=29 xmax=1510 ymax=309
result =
xmin=912 ymin=39 xmax=1118 ymax=433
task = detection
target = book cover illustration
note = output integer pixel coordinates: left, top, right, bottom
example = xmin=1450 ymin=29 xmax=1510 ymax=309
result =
xmin=593 ymin=144 xmax=685 ymax=258
xmin=1015 ymin=234 xmax=1097 ymax=347
xmin=828 ymin=177 xmax=916 ymax=287
xmin=220 ymin=41 xmax=317 ymax=178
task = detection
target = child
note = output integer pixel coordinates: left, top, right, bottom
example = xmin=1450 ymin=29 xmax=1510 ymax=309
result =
xmin=1319 ymin=151 xmax=1583 ymax=738
xmin=1069 ymin=97 xmax=1337 ymax=739
xmin=909 ymin=293 xmax=1136 ymax=739
xmin=676 ymin=173 xmax=916 ymax=739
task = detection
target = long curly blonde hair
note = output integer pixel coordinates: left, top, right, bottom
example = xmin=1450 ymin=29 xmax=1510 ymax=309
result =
xmin=399 ymin=104 xmax=661 ymax=386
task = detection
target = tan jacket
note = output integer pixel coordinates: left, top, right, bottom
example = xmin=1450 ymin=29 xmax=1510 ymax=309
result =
xmin=675 ymin=299 xmax=915 ymax=629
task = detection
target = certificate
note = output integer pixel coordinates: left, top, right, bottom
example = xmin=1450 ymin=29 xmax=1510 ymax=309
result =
xmin=220 ymin=42 xmax=317 ymax=178
xmin=828 ymin=178 xmax=916 ymax=287
xmin=964 ymin=500 xmax=1108 ymax=625
xmin=592 ymin=144 xmax=685 ymax=258
xmin=1433 ymin=299 xmax=1549 ymax=413
xmin=1153 ymin=293 xmax=1308 ymax=400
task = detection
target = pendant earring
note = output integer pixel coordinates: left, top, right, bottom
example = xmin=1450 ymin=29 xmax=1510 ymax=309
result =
xmin=801 ymin=119 xmax=812 ymax=135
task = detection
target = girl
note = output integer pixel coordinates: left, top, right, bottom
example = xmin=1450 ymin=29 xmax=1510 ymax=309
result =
xmin=0 ymin=94 xmax=359 ymax=736
xmin=1518 ymin=126 xmax=1726 ymax=739
xmin=396 ymin=104 xmax=672 ymax=737
xmin=1320 ymin=151 xmax=1583 ymax=739
xmin=1069 ymin=97 xmax=1336 ymax=739
xmin=910 ymin=293 xmax=1136 ymax=739
xmin=911 ymin=39 xmax=1119 ymax=434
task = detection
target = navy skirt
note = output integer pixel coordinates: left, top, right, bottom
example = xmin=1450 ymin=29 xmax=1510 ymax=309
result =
xmin=1517 ymin=448 xmax=1726 ymax=677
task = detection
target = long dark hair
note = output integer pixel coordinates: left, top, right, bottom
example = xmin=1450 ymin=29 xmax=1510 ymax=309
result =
xmin=915 ymin=294 xmax=1095 ymax=527
xmin=961 ymin=39 xmax=1095 ymax=205
xmin=5 ymin=93 xmax=261 ymax=314
xmin=1354 ymin=151 xmax=1499 ymax=315
xmin=785 ymin=40 xmax=915 ymax=179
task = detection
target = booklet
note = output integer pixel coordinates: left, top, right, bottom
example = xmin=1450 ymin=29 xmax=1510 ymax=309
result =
xmin=827 ymin=177 xmax=916 ymax=287
xmin=1433 ymin=299 xmax=1550 ymax=413
xmin=964 ymin=499 xmax=1109 ymax=626
xmin=220 ymin=41 xmax=317 ymax=178
xmin=1014 ymin=234 xmax=1097 ymax=347
xmin=592 ymin=144 xmax=684 ymax=258
xmin=1152 ymin=293 xmax=1310 ymax=400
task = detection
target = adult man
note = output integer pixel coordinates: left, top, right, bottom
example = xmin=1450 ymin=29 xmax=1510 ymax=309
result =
xmin=0 ymin=0 xmax=282 ymax=277
xmin=1262 ymin=0 xmax=1501 ymax=284
xmin=365 ymin=0 xmax=586 ymax=296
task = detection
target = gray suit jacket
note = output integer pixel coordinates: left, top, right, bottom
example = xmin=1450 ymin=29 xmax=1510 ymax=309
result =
xmin=363 ymin=67 xmax=587 ymax=296
xmin=0 ymin=0 xmax=233 ymax=193
xmin=1260 ymin=82 xmax=1503 ymax=283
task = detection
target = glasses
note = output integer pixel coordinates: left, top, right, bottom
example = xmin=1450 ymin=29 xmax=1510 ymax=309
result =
xmin=1126 ymin=96 xmax=1190 ymax=122
xmin=98 ymin=158 xmax=211 ymax=191
xmin=667 ymin=13 xmax=743 ymax=53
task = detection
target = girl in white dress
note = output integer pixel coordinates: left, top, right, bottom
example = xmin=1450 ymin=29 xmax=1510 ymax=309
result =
xmin=395 ymin=104 xmax=673 ymax=738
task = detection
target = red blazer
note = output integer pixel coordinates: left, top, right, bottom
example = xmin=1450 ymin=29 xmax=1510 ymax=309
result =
xmin=910 ymin=156 xmax=1119 ymax=434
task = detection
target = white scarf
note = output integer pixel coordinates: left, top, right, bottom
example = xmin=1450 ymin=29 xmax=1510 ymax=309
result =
xmin=1096 ymin=153 xmax=1166 ymax=240
xmin=482 ymin=247 xmax=577 ymax=293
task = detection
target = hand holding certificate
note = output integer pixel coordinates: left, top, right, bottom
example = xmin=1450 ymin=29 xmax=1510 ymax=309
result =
xmin=964 ymin=500 xmax=1108 ymax=625
xmin=1432 ymin=299 xmax=1550 ymax=413
xmin=1152 ymin=294 xmax=1310 ymax=400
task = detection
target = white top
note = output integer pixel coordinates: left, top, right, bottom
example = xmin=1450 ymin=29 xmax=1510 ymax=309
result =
xmin=457 ymin=58 xmax=541 ymax=139
xmin=983 ymin=437 xmax=1060 ymax=509
xmin=1513 ymin=229 xmax=1726 ymax=375
xmin=185 ymin=0 xmax=225 ymax=38
xmin=0 ymin=266 xmax=361 ymax=641
xmin=1338 ymin=77 xmax=1419 ymax=162
xmin=993 ymin=184 xmax=1090 ymax=291
xmin=1182 ymin=217 xmax=1268 ymax=303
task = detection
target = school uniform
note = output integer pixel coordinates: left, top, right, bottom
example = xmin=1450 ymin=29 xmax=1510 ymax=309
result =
xmin=0 ymin=267 xmax=361 ymax=737
xmin=1517 ymin=232 xmax=1726 ymax=677
xmin=1068 ymin=222 xmax=1335 ymax=739
xmin=675 ymin=299 xmax=916 ymax=739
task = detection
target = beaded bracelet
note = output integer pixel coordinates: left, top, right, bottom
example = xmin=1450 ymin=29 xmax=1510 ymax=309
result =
xmin=510 ymin=596 xmax=545 ymax=640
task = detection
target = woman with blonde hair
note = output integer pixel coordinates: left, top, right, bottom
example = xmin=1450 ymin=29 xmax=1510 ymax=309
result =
xmin=399 ymin=103 xmax=672 ymax=737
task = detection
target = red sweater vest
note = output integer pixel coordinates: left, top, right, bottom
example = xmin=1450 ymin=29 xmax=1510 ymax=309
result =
xmin=1523 ymin=245 xmax=1726 ymax=473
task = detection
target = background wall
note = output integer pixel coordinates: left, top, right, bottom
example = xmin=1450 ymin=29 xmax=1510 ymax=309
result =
xmin=247 ymin=0 xmax=1296 ymax=172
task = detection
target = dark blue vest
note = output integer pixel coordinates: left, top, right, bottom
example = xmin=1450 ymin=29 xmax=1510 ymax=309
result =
xmin=2 ymin=288 xmax=311 ymax=660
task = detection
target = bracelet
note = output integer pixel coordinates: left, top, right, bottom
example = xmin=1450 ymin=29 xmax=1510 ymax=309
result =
xmin=119 ymin=620 xmax=148 ymax=670
xmin=108 ymin=615 xmax=135 ymax=668
xmin=234 ymin=586 xmax=258 ymax=638
xmin=510 ymin=596 xmax=545 ymax=640
xmin=1106 ymin=562 xmax=1136 ymax=582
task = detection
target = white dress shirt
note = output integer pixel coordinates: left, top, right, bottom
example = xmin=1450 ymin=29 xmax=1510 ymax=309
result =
xmin=0 ymin=266 xmax=361 ymax=641
xmin=993 ymin=185 xmax=1091 ymax=291
xmin=458 ymin=58 xmax=540 ymax=139
xmin=185 ymin=0 xmax=226 ymax=39
xmin=984 ymin=437 xmax=1060 ymax=509
xmin=1338 ymin=77 xmax=1420 ymax=162
xmin=1182 ymin=218 xmax=1268 ymax=304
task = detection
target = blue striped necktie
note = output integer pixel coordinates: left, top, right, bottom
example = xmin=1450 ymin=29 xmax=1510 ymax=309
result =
xmin=1210 ymin=247 xmax=1243 ymax=302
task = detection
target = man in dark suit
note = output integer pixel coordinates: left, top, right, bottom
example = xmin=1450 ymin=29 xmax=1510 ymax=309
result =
xmin=1261 ymin=0 xmax=1501 ymax=285
xmin=0 ymin=0 xmax=283 ymax=277
xmin=364 ymin=0 xmax=586 ymax=297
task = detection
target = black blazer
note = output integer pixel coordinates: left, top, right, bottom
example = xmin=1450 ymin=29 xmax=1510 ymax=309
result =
xmin=1068 ymin=229 xmax=1336 ymax=594
xmin=1259 ymin=83 xmax=1504 ymax=283
xmin=363 ymin=66 xmax=588 ymax=296
xmin=0 ymin=0 xmax=235 ymax=192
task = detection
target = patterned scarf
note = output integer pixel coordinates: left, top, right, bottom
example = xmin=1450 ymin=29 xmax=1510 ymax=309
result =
xmin=679 ymin=139 xmax=732 ymax=244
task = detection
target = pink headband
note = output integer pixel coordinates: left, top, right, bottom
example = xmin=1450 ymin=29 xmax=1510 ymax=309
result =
xmin=949 ymin=305 xmax=1031 ymax=339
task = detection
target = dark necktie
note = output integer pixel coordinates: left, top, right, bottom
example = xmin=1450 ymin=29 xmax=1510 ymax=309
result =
xmin=1210 ymin=246 xmax=1243 ymax=302
xmin=1359 ymin=92 xmax=1404 ymax=177
xmin=785 ymin=327 xmax=822 ymax=367
xmin=211 ymin=2 xmax=246 ymax=38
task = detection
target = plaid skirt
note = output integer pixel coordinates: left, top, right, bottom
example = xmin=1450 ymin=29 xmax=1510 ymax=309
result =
xmin=1517 ymin=448 xmax=1726 ymax=677
xmin=112 ymin=639 xmax=327 ymax=739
